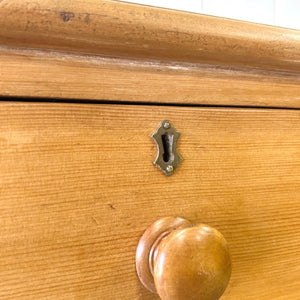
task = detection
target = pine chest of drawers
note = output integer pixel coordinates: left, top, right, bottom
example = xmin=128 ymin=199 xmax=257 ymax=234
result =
xmin=0 ymin=0 xmax=299 ymax=299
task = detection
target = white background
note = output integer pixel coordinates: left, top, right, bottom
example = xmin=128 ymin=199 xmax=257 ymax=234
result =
xmin=120 ymin=0 xmax=300 ymax=30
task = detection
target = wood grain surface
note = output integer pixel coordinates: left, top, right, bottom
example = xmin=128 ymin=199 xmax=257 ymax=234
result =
xmin=1 ymin=0 xmax=300 ymax=108
xmin=1 ymin=47 xmax=300 ymax=108
xmin=1 ymin=0 xmax=300 ymax=73
xmin=0 ymin=102 xmax=299 ymax=299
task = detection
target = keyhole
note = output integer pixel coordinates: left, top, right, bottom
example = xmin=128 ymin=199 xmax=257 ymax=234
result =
xmin=162 ymin=133 xmax=175 ymax=163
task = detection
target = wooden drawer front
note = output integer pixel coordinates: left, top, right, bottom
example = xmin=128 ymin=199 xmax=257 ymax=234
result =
xmin=0 ymin=102 xmax=299 ymax=299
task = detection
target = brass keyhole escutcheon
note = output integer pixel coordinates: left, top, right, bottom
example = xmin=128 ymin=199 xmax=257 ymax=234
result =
xmin=151 ymin=120 xmax=182 ymax=176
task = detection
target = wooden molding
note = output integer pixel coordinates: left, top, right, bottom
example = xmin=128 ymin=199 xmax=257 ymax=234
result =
xmin=1 ymin=0 xmax=300 ymax=72
xmin=1 ymin=47 xmax=300 ymax=108
xmin=0 ymin=0 xmax=300 ymax=107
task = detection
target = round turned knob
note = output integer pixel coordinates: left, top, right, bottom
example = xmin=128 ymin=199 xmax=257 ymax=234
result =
xmin=136 ymin=217 xmax=231 ymax=300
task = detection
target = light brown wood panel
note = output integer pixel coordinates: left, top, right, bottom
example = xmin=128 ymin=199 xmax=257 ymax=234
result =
xmin=1 ymin=47 xmax=300 ymax=108
xmin=1 ymin=0 xmax=300 ymax=73
xmin=0 ymin=102 xmax=299 ymax=299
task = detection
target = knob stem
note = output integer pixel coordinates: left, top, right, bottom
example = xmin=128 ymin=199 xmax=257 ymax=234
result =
xmin=136 ymin=217 xmax=191 ymax=293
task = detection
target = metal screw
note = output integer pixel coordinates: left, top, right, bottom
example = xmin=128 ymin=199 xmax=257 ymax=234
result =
xmin=163 ymin=121 xmax=170 ymax=129
xmin=166 ymin=165 xmax=173 ymax=173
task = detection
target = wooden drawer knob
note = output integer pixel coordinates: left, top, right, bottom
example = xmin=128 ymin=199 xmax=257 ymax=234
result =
xmin=136 ymin=217 xmax=231 ymax=300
